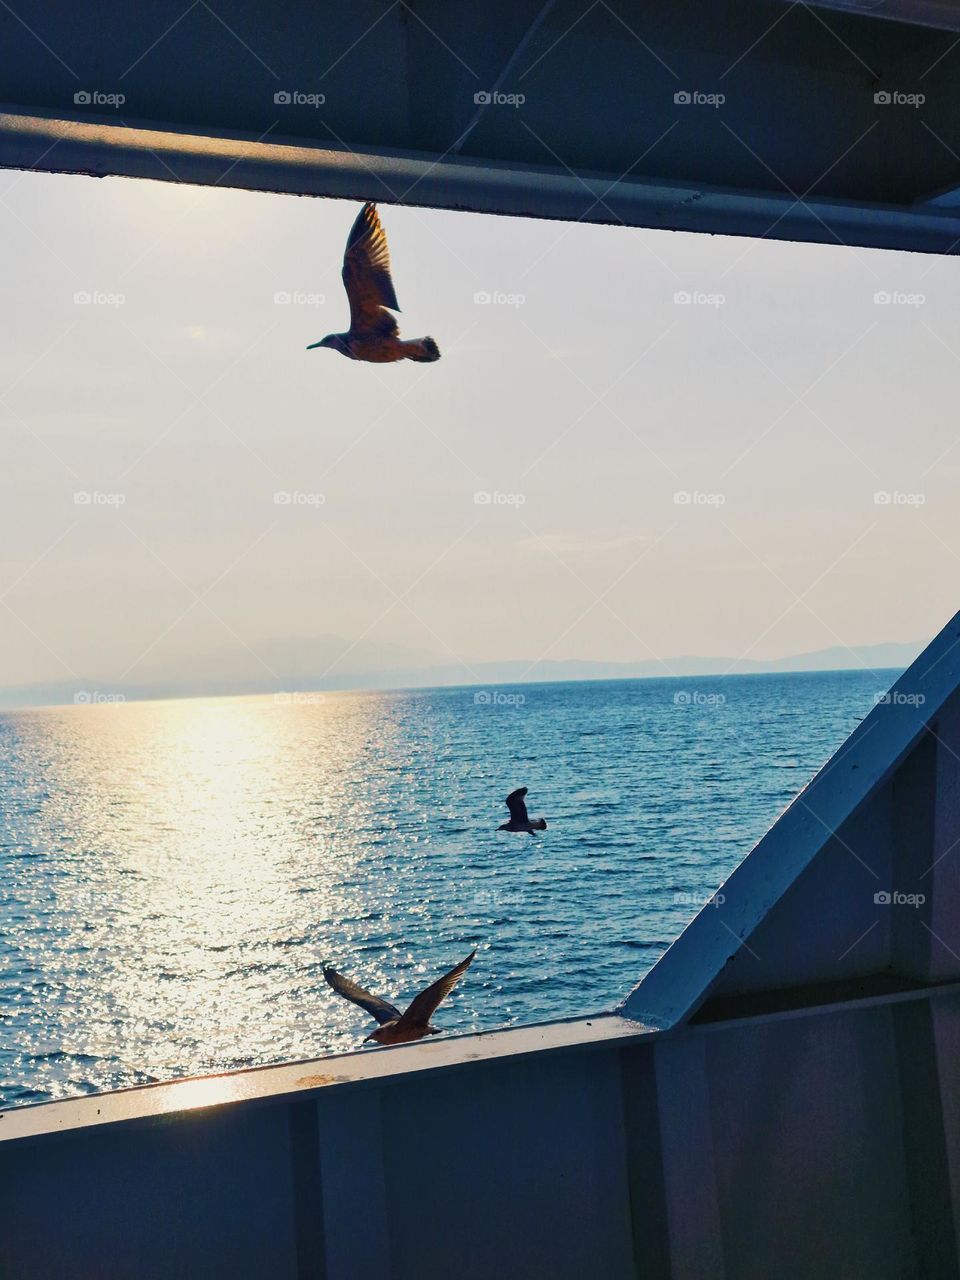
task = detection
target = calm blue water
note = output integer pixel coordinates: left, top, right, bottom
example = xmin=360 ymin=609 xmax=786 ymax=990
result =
xmin=0 ymin=670 xmax=896 ymax=1107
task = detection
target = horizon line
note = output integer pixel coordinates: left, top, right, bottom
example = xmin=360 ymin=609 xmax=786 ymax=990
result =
xmin=0 ymin=657 xmax=917 ymax=713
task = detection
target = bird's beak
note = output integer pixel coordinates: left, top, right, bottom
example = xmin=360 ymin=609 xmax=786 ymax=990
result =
xmin=306 ymin=340 xmax=325 ymax=350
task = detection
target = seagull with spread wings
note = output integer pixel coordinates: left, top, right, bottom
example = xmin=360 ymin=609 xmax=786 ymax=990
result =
xmin=323 ymin=949 xmax=475 ymax=1045
xmin=307 ymin=202 xmax=441 ymax=364
xmin=498 ymin=786 xmax=548 ymax=836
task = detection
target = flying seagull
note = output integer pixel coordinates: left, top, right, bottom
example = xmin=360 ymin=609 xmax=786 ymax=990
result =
xmin=499 ymin=787 xmax=547 ymax=836
xmin=307 ymin=202 xmax=441 ymax=364
xmin=323 ymin=949 xmax=476 ymax=1045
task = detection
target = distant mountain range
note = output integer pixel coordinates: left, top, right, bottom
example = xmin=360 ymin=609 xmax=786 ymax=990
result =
xmin=0 ymin=639 xmax=926 ymax=710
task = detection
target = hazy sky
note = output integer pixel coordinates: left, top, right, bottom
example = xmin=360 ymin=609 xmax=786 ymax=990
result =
xmin=2 ymin=169 xmax=959 ymax=694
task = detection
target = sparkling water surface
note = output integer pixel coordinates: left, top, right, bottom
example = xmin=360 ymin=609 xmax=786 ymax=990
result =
xmin=0 ymin=670 xmax=895 ymax=1107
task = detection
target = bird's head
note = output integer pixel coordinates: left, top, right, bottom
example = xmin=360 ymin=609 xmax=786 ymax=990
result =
xmin=363 ymin=1021 xmax=397 ymax=1045
xmin=307 ymin=333 xmax=347 ymax=355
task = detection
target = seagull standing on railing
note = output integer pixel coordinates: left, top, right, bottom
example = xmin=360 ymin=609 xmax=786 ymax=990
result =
xmin=323 ymin=950 xmax=476 ymax=1045
xmin=307 ymin=202 xmax=441 ymax=364
xmin=498 ymin=786 xmax=548 ymax=836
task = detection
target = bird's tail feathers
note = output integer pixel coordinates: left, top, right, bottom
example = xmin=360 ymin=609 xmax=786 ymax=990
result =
xmin=404 ymin=336 xmax=441 ymax=363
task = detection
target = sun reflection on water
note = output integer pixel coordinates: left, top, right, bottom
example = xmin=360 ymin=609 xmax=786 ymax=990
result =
xmin=0 ymin=674 xmax=885 ymax=1106
xmin=1 ymin=691 xmax=400 ymax=1102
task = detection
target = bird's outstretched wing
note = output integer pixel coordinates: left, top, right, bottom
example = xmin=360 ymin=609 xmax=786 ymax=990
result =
xmin=397 ymin=950 xmax=477 ymax=1031
xmin=323 ymin=966 xmax=401 ymax=1025
xmin=505 ymin=787 xmax=530 ymax=823
xmin=342 ymin=202 xmax=401 ymax=337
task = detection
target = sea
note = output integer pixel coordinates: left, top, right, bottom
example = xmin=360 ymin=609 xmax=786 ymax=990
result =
xmin=0 ymin=668 xmax=898 ymax=1108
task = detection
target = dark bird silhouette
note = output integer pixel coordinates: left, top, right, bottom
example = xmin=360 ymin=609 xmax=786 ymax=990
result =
xmin=499 ymin=786 xmax=547 ymax=836
xmin=323 ymin=949 xmax=476 ymax=1045
xmin=307 ymin=202 xmax=441 ymax=364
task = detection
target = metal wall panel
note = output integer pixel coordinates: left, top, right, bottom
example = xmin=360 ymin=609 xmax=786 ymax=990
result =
xmin=378 ymin=1050 xmax=636 ymax=1280
xmin=705 ymin=1007 xmax=914 ymax=1279
xmin=0 ymin=1103 xmax=299 ymax=1279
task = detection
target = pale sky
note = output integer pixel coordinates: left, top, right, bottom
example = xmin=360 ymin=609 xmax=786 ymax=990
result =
xmin=1 ymin=169 xmax=959 ymax=695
